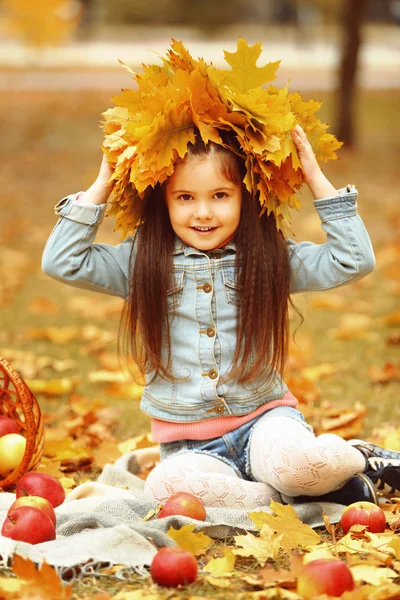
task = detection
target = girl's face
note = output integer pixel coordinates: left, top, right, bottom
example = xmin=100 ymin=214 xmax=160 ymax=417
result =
xmin=165 ymin=154 xmax=242 ymax=251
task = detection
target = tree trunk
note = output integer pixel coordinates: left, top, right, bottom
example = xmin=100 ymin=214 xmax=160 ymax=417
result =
xmin=336 ymin=0 xmax=369 ymax=147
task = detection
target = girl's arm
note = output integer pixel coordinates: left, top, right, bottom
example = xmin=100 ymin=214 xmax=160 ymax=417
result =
xmin=288 ymin=126 xmax=375 ymax=293
xmin=42 ymin=156 xmax=135 ymax=299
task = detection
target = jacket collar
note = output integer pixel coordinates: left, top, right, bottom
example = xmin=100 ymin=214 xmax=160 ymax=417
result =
xmin=173 ymin=235 xmax=237 ymax=257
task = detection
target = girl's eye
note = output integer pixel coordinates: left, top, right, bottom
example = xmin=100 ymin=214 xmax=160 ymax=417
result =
xmin=179 ymin=194 xmax=192 ymax=201
xmin=214 ymin=192 xmax=227 ymax=199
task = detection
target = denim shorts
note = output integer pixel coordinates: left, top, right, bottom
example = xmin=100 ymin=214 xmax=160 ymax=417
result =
xmin=158 ymin=406 xmax=314 ymax=482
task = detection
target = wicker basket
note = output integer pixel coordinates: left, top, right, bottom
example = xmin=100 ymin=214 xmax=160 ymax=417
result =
xmin=0 ymin=357 xmax=44 ymax=490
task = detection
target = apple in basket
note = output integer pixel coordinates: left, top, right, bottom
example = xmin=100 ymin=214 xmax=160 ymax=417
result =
xmin=0 ymin=433 xmax=26 ymax=477
xmin=1 ymin=505 xmax=56 ymax=544
xmin=0 ymin=416 xmax=21 ymax=437
xmin=7 ymin=495 xmax=56 ymax=526
xmin=157 ymin=492 xmax=206 ymax=520
xmin=150 ymin=547 xmax=198 ymax=587
xmin=16 ymin=472 xmax=65 ymax=508
xmin=297 ymin=558 xmax=355 ymax=598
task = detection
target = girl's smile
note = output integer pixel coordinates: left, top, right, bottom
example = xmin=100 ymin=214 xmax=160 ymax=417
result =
xmin=165 ymin=155 xmax=242 ymax=251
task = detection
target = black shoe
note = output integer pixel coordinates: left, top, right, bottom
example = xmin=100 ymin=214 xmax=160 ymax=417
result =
xmin=294 ymin=473 xmax=379 ymax=506
xmin=349 ymin=439 xmax=400 ymax=498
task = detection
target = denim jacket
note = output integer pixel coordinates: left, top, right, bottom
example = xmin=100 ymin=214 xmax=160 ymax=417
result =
xmin=42 ymin=185 xmax=375 ymax=422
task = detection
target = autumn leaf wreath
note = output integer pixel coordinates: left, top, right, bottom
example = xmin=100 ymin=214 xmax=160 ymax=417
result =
xmin=101 ymin=38 xmax=342 ymax=240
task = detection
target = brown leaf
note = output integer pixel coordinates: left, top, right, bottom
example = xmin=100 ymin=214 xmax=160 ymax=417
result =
xmin=387 ymin=331 xmax=400 ymax=345
xmin=369 ymin=363 xmax=400 ymax=384
xmin=315 ymin=402 xmax=367 ymax=439
xmin=322 ymin=511 xmax=341 ymax=537
xmin=259 ymin=564 xmax=297 ymax=588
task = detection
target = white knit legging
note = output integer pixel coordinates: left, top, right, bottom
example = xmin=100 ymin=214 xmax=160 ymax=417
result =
xmin=144 ymin=416 xmax=367 ymax=509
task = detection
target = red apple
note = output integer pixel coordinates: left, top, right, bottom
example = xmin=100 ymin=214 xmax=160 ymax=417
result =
xmin=150 ymin=547 xmax=198 ymax=587
xmin=297 ymin=558 xmax=355 ymax=598
xmin=157 ymin=492 xmax=206 ymax=521
xmin=341 ymin=501 xmax=386 ymax=534
xmin=0 ymin=433 xmax=26 ymax=477
xmin=0 ymin=416 xmax=21 ymax=437
xmin=16 ymin=472 xmax=65 ymax=508
xmin=8 ymin=495 xmax=56 ymax=526
xmin=1 ymin=506 xmax=56 ymax=544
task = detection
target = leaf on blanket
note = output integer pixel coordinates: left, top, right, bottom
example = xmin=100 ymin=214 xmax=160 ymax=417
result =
xmin=249 ymin=500 xmax=321 ymax=550
xmin=11 ymin=556 xmax=72 ymax=599
xmin=167 ymin=524 xmax=213 ymax=555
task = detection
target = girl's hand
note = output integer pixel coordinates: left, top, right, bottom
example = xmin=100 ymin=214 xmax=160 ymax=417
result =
xmin=290 ymin=125 xmax=337 ymax=199
xmin=96 ymin=154 xmax=115 ymax=189
xmin=290 ymin=125 xmax=322 ymax=184
xmin=78 ymin=155 xmax=115 ymax=206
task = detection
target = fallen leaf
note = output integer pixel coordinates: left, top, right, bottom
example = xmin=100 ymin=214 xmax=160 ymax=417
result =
xmin=328 ymin=313 xmax=373 ymax=340
xmin=299 ymin=363 xmax=337 ymax=382
xmin=232 ymin=525 xmax=282 ymax=565
xmin=315 ymin=401 xmax=367 ymax=439
xmin=311 ymin=293 xmax=346 ymax=310
xmin=249 ymin=500 xmax=321 ymax=550
xmin=167 ymin=524 xmax=212 ymax=556
xmin=25 ymin=376 xmax=80 ymax=396
xmin=203 ymin=548 xmax=236 ymax=577
xmin=369 ymin=362 xmax=400 ymax=384
xmin=11 ymin=555 xmax=72 ymax=599
xmin=204 ymin=575 xmax=232 ymax=588
xmin=388 ymin=537 xmax=400 ymax=559
xmin=28 ymin=297 xmax=60 ymax=315
xmin=350 ymin=564 xmax=398 ymax=585
xmin=0 ymin=576 xmax=27 ymax=597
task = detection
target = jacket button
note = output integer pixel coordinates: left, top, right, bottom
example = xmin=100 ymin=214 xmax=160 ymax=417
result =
xmin=215 ymin=406 xmax=224 ymax=414
xmin=207 ymin=327 xmax=216 ymax=337
xmin=209 ymin=369 xmax=218 ymax=379
xmin=203 ymin=283 xmax=212 ymax=293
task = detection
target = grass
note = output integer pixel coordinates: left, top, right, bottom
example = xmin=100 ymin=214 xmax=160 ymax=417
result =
xmin=0 ymin=86 xmax=399 ymax=597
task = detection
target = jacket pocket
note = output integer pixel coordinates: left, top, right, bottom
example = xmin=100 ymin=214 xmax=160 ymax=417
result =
xmin=221 ymin=266 xmax=241 ymax=306
xmin=167 ymin=271 xmax=185 ymax=312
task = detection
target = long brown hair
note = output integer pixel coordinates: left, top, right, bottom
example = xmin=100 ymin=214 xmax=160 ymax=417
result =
xmin=118 ymin=136 xmax=297 ymax=388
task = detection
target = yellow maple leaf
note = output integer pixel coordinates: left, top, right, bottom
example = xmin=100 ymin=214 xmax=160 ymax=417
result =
xmin=11 ymin=556 xmax=72 ymax=599
xmin=232 ymin=524 xmax=283 ymax=565
xmin=167 ymin=524 xmax=212 ymax=556
xmin=213 ymin=38 xmax=280 ymax=93
xmin=137 ymin=103 xmax=195 ymax=173
xmin=249 ymin=500 xmax=321 ymax=550
xmin=203 ymin=548 xmax=236 ymax=577
xmin=388 ymin=537 xmax=400 ymax=559
xmin=350 ymin=564 xmax=398 ymax=586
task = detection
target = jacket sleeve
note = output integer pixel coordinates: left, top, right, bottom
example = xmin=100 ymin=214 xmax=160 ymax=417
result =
xmin=288 ymin=185 xmax=375 ymax=294
xmin=41 ymin=194 xmax=136 ymax=300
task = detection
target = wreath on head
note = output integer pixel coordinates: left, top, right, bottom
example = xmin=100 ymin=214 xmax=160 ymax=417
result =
xmin=101 ymin=38 xmax=342 ymax=240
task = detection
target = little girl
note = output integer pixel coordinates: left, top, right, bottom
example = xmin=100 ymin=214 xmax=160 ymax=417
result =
xmin=42 ymin=126 xmax=400 ymax=509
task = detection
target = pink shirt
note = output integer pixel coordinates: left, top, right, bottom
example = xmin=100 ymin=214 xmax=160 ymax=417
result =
xmin=151 ymin=392 xmax=298 ymax=442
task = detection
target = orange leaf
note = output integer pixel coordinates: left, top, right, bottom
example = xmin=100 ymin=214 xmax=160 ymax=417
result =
xmin=11 ymin=556 xmax=72 ymax=599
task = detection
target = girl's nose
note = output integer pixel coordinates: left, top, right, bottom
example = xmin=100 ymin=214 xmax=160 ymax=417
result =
xmin=194 ymin=201 xmax=212 ymax=219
